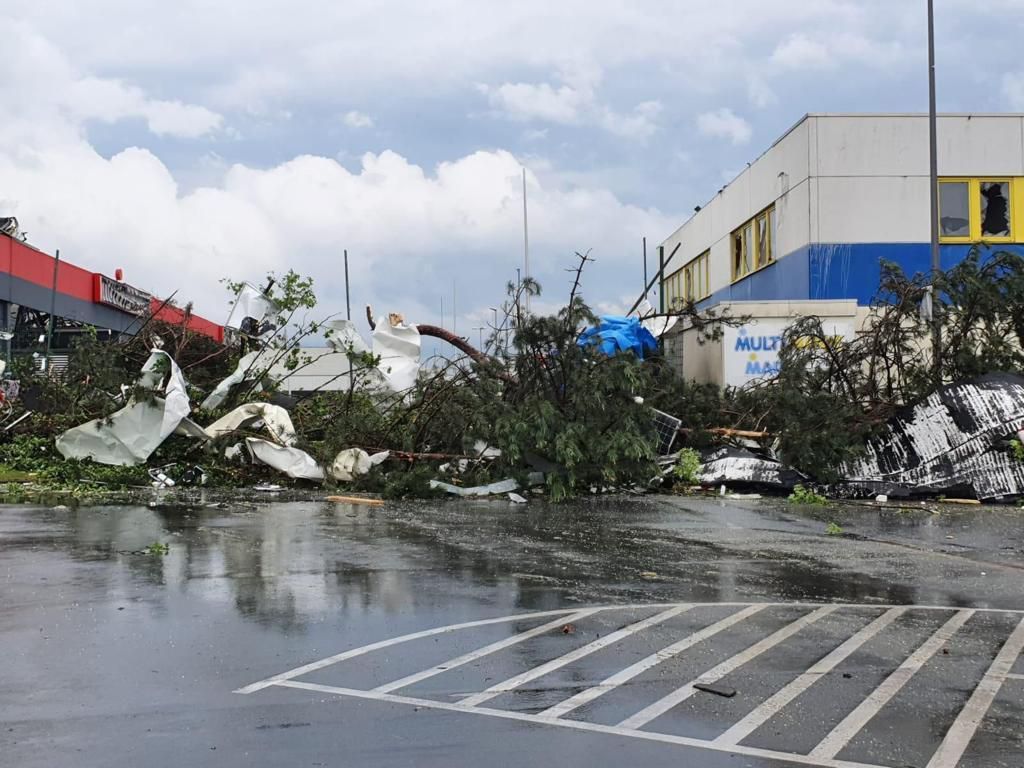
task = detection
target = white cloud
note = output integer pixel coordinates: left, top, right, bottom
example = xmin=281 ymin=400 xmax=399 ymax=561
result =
xmin=599 ymin=100 xmax=663 ymax=140
xmin=1 ymin=20 xmax=221 ymax=140
xmin=0 ymin=18 xmax=677 ymax=331
xmin=1 ymin=139 xmax=673 ymax=324
xmin=1003 ymin=72 xmax=1024 ymax=110
xmin=483 ymin=81 xmax=588 ymax=124
xmin=747 ymin=73 xmax=778 ymax=109
xmin=342 ymin=110 xmax=374 ymax=128
xmin=482 ymin=71 xmax=661 ymax=139
xmin=696 ymin=108 xmax=752 ymax=145
xmin=771 ymin=34 xmax=833 ymax=70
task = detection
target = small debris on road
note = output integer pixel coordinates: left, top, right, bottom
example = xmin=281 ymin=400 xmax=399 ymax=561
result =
xmin=693 ymin=683 xmax=736 ymax=698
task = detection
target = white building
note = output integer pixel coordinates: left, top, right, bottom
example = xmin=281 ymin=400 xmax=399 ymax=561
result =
xmin=658 ymin=113 xmax=1024 ymax=386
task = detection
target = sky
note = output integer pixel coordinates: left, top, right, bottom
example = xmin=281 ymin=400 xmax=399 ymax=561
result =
xmin=2 ymin=0 xmax=1023 ymax=340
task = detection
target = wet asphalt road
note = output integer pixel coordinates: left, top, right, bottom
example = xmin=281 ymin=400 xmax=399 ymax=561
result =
xmin=2 ymin=495 xmax=1023 ymax=767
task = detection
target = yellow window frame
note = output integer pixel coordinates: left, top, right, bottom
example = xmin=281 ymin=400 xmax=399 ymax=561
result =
xmin=731 ymin=205 xmax=775 ymax=284
xmin=977 ymin=178 xmax=1014 ymax=243
xmin=663 ymin=250 xmax=711 ymax=308
xmin=939 ymin=177 xmax=1022 ymax=244
xmin=938 ymin=178 xmax=972 ymax=243
xmin=680 ymin=250 xmax=711 ymax=303
xmin=662 ymin=266 xmax=683 ymax=310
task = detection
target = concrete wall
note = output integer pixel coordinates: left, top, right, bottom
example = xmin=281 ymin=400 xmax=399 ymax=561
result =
xmin=811 ymin=115 xmax=1024 ymax=244
xmin=658 ymin=113 xmax=1024 ymax=309
xmin=660 ymin=117 xmax=812 ymax=299
xmin=266 ymin=347 xmax=354 ymax=393
xmin=668 ymin=299 xmax=866 ymax=386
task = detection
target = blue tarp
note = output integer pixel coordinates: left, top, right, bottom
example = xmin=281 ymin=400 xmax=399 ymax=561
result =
xmin=577 ymin=316 xmax=659 ymax=360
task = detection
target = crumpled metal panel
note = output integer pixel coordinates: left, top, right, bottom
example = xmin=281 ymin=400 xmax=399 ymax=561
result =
xmin=838 ymin=373 xmax=1024 ymax=501
xmin=698 ymin=446 xmax=805 ymax=490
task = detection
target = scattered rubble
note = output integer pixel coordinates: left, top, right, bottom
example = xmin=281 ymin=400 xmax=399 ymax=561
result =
xmin=697 ymin=446 xmax=805 ymax=492
xmin=7 ymin=253 xmax=1024 ymax=504
xmin=56 ymin=350 xmax=192 ymax=466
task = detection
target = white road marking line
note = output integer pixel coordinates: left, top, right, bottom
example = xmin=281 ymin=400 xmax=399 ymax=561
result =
xmin=374 ymin=608 xmax=601 ymax=694
xmin=715 ymin=606 xmax=907 ymax=746
xmin=234 ymin=607 xmax=585 ymax=694
xmin=539 ymin=604 xmax=767 ymax=720
xmin=925 ymin=615 xmax=1024 ymax=768
xmin=1005 ymin=672 xmax=1024 ymax=681
xmin=235 ymin=603 xmax=1024 ymax=695
xmin=811 ymin=609 xmax=975 ymax=760
xmin=618 ymin=605 xmax=837 ymax=730
xmin=273 ymin=679 xmax=887 ymax=768
xmin=459 ymin=605 xmax=693 ymax=708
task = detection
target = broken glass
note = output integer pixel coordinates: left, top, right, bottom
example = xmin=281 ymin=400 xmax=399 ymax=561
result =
xmin=743 ymin=223 xmax=753 ymax=275
xmin=756 ymin=212 xmax=770 ymax=267
xmin=939 ymin=181 xmax=970 ymax=237
xmin=980 ymin=181 xmax=1010 ymax=237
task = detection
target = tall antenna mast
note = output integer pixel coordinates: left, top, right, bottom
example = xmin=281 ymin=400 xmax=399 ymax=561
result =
xmin=522 ymin=167 xmax=530 ymax=313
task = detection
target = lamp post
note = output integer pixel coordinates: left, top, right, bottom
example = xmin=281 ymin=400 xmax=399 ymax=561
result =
xmin=927 ymin=0 xmax=941 ymax=381
xmin=489 ymin=307 xmax=500 ymax=353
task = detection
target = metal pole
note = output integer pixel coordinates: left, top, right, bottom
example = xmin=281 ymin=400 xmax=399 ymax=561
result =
xmin=477 ymin=327 xmax=484 ymax=350
xmin=658 ymin=245 xmax=666 ymax=314
xmin=627 ymin=242 xmax=680 ymax=317
xmin=44 ymin=248 xmax=60 ymax=373
xmin=522 ymin=167 xmax=530 ymax=313
xmin=344 ymin=249 xmax=351 ymax=321
xmin=642 ymin=237 xmax=648 ymax=296
xmin=928 ymin=0 xmax=942 ymax=382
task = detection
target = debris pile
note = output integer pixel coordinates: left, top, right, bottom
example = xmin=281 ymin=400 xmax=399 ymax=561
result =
xmin=4 ymin=247 xmax=1024 ymax=504
xmin=837 ymin=374 xmax=1024 ymax=502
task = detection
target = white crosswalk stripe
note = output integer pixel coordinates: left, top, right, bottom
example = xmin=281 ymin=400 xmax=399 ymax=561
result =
xmin=238 ymin=602 xmax=1024 ymax=768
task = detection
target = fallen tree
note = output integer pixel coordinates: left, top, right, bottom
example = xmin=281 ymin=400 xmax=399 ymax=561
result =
xmin=4 ymin=245 xmax=1024 ymax=502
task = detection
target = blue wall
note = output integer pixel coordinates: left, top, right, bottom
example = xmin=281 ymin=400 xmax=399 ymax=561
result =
xmin=698 ymin=242 xmax=1024 ymax=309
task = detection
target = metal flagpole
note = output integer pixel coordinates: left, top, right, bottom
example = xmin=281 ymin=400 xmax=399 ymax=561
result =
xmin=344 ymin=249 xmax=351 ymax=321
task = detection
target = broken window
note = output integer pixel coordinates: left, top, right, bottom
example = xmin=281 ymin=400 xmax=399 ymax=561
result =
xmin=939 ymin=181 xmax=970 ymax=237
xmin=980 ymin=181 xmax=1011 ymax=237
xmin=756 ymin=210 xmax=771 ymax=268
xmin=733 ymin=230 xmax=744 ymax=280
xmin=732 ymin=206 xmax=776 ymax=283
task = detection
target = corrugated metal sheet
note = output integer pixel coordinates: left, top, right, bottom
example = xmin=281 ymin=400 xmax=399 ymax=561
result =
xmin=840 ymin=373 xmax=1024 ymax=501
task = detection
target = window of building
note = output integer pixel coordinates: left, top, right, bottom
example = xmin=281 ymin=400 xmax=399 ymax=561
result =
xmin=939 ymin=180 xmax=970 ymax=238
xmin=980 ymin=180 xmax=1011 ymax=238
xmin=939 ymin=177 xmax=1020 ymax=243
xmin=662 ymin=250 xmax=710 ymax=309
xmin=732 ymin=205 xmax=775 ymax=283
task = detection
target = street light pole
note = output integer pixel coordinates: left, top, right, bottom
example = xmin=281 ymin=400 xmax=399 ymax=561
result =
xmin=928 ymin=0 xmax=942 ymax=382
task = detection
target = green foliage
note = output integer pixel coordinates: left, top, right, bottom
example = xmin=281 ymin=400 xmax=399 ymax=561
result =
xmin=825 ymin=521 xmax=843 ymax=536
xmin=731 ymin=247 xmax=1024 ymax=481
xmin=788 ymin=484 xmax=828 ymax=505
xmin=478 ymin=288 xmax=658 ymax=501
xmin=1011 ymin=439 xmax=1024 ymax=463
xmin=378 ymin=465 xmax=446 ymax=500
xmin=674 ymin=448 xmax=702 ymax=485
xmin=142 ymin=541 xmax=169 ymax=556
